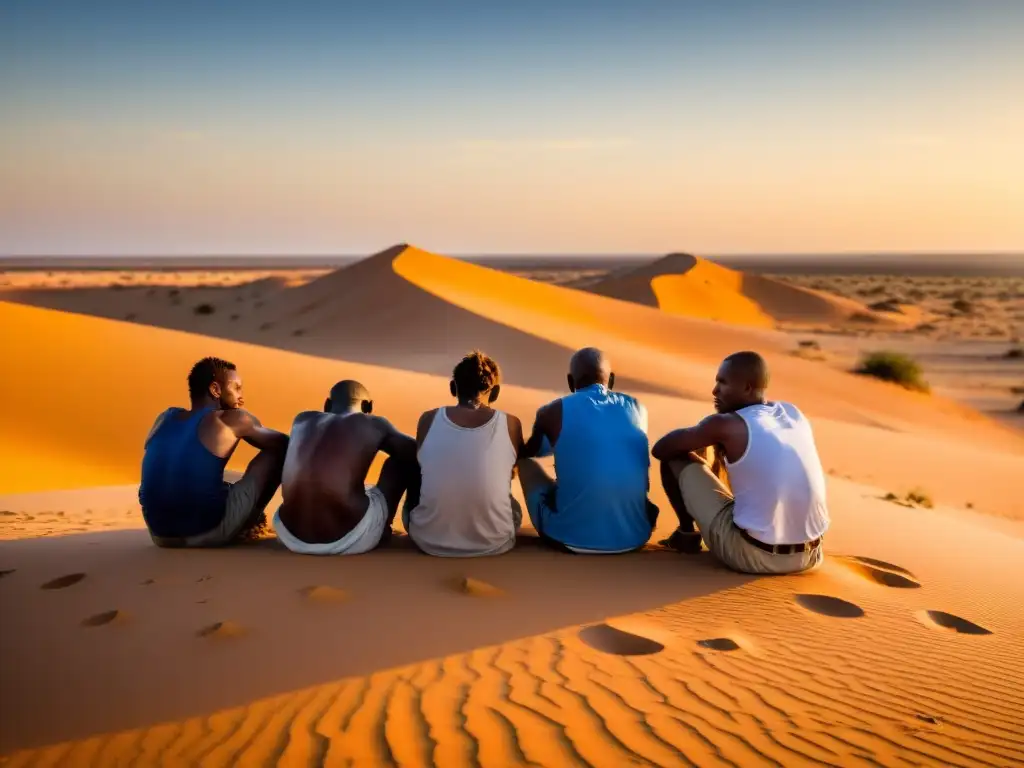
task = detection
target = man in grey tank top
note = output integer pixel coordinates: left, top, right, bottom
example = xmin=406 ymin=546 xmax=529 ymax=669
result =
xmin=653 ymin=351 xmax=828 ymax=574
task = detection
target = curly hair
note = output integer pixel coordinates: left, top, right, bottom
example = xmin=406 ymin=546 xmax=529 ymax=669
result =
xmin=188 ymin=356 xmax=236 ymax=401
xmin=452 ymin=350 xmax=501 ymax=399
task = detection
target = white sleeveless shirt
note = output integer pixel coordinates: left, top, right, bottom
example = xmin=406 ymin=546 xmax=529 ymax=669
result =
xmin=726 ymin=402 xmax=830 ymax=545
xmin=408 ymin=408 xmax=518 ymax=557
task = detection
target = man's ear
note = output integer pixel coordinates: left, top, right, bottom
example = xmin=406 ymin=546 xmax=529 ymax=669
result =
xmin=567 ymin=374 xmax=575 ymax=393
xmin=324 ymin=398 xmax=331 ymax=413
xmin=608 ymin=372 xmax=615 ymax=391
xmin=489 ymin=384 xmax=501 ymax=404
xmin=209 ymin=382 xmax=222 ymax=400
xmin=362 ymin=399 xmax=373 ymax=414
xmin=449 ymin=380 xmax=457 ymax=399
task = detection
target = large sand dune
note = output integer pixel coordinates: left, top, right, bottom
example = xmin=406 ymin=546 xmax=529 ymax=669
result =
xmin=3 ymin=245 xmax=1019 ymax=447
xmin=587 ymin=253 xmax=914 ymax=329
xmin=3 ymin=253 xmax=1024 ymax=764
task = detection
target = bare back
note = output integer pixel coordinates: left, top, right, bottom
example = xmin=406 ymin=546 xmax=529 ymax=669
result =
xmin=278 ymin=411 xmax=391 ymax=542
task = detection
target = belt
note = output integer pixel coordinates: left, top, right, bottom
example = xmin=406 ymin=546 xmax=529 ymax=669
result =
xmin=735 ymin=524 xmax=821 ymax=555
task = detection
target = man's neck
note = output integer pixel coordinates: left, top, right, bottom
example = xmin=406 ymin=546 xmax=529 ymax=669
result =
xmin=456 ymin=398 xmax=488 ymax=410
xmin=574 ymin=380 xmax=607 ymax=392
xmin=190 ymin=399 xmax=217 ymax=413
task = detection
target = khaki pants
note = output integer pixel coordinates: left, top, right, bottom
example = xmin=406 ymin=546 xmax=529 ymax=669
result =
xmin=150 ymin=472 xmax=265 ymax=548
xmin=677 ymin=461 xmax=823 ymax=575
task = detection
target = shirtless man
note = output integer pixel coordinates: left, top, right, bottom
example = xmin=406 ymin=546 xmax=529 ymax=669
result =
xmin=140 ymin=356 xmax=289 ymax=547
xmin=273 ymin=380 xmax=420 ymax=555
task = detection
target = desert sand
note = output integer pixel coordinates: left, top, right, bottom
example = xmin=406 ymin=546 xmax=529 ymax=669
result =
xmin=1 ymin=246 xmax=1023 ymax=766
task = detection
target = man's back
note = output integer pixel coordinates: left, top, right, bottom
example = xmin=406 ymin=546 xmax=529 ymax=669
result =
xmin=727 ymin=401 xmax=830 ymax=545
xmin=549 ymin=384 xmax=652 ymax=551
xmin=280 ymin=412 xmax=385 ymax=540
xmin=140 ymin=407 xmax=230 ymax=537
xmin=282 ymin=411 xmax=382 ymax=507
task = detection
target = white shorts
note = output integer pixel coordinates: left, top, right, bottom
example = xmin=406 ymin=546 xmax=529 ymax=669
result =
xmin=273 ymin=485 xmax=389 ymax=556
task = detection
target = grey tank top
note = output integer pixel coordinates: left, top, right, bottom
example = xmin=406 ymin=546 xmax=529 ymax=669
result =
xmin=407 ymin=408 xmax=518 ymax=557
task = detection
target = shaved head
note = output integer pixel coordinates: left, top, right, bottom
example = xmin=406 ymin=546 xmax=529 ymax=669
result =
xmin=326 ymin=380 xmax=372 ymax=414
xmin=568 ymin=347 xmax=613 ymax=391
xmin=713 ymin=351 xmax=769 ymax=413
xmin=723 ymin=351 xmax=769 ymax=390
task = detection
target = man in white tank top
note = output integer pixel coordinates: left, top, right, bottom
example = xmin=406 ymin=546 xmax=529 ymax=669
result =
xmin=652 ymin=351 xmax=829 ymax=574
xmin=403 ymin=351 xmax=526 ymax=557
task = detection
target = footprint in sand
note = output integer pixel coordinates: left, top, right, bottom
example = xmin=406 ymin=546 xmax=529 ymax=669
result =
xmin=917 ymin=610 xmax=992 ymax=636
xmin=795 ymin=594 xmax=865 ymax=618
xmin=82 ymin=610 xmax=127 ymax=628
xmin=299 ymin=585 xmax=348 ymax=602
xmin=697 ymin=637 xmax=742 ymax=652
xmin=41 ymin=573 xmax=86 ymax=590
xmin=455 ymin=577 xmax=504 ymax=597
xmin=839 ymin=556 xmax=921 ymax=589
xmin=579 ymin=623 xmax=665 ymax=656
xmin=197 ymin=621 xmax=245 ymax=639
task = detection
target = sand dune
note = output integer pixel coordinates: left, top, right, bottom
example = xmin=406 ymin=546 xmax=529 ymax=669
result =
xmin=3 ymin=246 xmax=1020 ymax=447
xmin=2 ymin=479 xmax=1023 ymax=764
xmin=587 ymin=252 xmax=916 ymax=329
xmin=3 ymin=273 xmax=1024 ymax=764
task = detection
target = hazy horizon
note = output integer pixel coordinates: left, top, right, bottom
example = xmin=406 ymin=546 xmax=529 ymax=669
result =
xmin=2 ymin=1 xmax=1023 ymax=256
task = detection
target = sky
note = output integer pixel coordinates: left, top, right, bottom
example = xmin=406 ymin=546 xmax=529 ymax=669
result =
xmin=1 ymin=0 xmax=1022 ymax=256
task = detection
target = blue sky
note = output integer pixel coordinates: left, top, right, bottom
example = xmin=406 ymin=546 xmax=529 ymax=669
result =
xmin=1 ymin=0 xmax=1022 ymax=255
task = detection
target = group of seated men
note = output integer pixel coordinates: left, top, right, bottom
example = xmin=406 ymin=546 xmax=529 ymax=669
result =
xmin=139 ymin=347 xmax=830 ymax=575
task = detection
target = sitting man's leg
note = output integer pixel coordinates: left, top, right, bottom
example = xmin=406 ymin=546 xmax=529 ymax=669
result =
xmin=375 ymin=453 xmax=419 ymax=547
xmin=659 ymin=454 xmax=704 ymax=553
xmin=517 ymin=457 xmax=572 ymax=552
xmin=189 ymin=448 xmax=285 ymax=547
xmin=660 ymin=451 xmax=734 ymax=555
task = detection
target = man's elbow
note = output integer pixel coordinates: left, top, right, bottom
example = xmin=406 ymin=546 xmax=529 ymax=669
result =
xmin=651 ymin=440 xmax=669 ymax=462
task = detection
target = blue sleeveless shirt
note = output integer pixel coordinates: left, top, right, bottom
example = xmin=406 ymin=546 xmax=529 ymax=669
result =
xmin=139 ymin=407 xmax=230 ymax=537
xmin=545 ymin=385 xmax=652 ymax=551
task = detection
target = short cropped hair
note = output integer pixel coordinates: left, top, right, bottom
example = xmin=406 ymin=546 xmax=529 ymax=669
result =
xmin=452 ymin=350 xmax=501 ymax=398
xmin=723 ymin=350 xmax=769 ymax=390
xmin=188 ymin=357 xmax=236 ymax=400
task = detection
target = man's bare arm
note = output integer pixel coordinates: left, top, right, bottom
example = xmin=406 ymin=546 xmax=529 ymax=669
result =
xmin=651 ymin=415 xmax=729 ymax=462
xmin=520 ymin=404 xmax=552 ymax=459
xmin=375 ymin=416 xmax=417 ymax=462
xmin=415 ymin=410 xmax=437 ymax=450
xmin=221 ymin=410 xmax=289 ymax=453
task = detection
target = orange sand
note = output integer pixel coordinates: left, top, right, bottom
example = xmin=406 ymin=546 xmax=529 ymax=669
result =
xmin=2 ymin=246 xmax=1023 ymax=765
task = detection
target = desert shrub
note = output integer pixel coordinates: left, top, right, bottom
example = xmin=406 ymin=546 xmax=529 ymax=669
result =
xmin=869 ymin=299 xmax=904 ymax=314
xmin=798 ymin=339 xmax=821 ymax=349
xmin=855 ymin=351 xmax=929 ymax=392
xmin=194 ymin=303 xmax=215 ymax=315
xmin=951 ymin=298 xmax=974 ymax=314
xmin=906 ymin=487 xmax=934 ymax=508
xmin=1004 ymin=348 xmax=1023 ymax=359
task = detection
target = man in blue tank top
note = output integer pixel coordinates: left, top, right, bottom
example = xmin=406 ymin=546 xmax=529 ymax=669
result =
xmin=518 ymin=348 xmax=657 ymax=553
xmin=139 ymin=357 xmax=289 ymax=546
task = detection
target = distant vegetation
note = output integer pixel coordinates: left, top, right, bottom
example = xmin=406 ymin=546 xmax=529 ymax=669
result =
xmin=1005 ymin=347 xmax=1022 ymax=359
xmin=194 ymin=303 xmax=215 ymax=315
xmin=855 ymin=351 xmax=930 ymax=393
xmin=884 ymin=488 xmax=935 ymax=509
